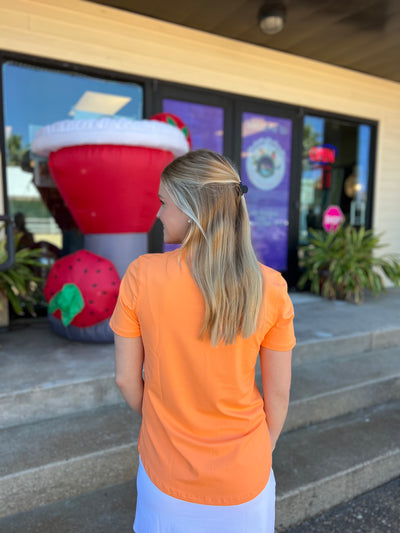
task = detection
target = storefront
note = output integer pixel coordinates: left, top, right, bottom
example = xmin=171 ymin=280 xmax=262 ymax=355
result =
xmin=0 ymin=53 xmax=378 ymax=285
xmin=1 ymin=1 xmax=398 ymax=288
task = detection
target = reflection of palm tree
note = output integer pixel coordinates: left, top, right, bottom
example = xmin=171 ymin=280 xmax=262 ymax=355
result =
xmin=302 ymin=125 xmax=321 ymax=170
xmin=6 ymin=134 xmax=28 ymax=166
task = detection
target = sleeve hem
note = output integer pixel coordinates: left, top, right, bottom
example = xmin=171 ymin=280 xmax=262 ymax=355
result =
xmin=260 ymin=339 xmax=296 ymax=351
xmin=109 ymin=323 xmax=141 ymax=338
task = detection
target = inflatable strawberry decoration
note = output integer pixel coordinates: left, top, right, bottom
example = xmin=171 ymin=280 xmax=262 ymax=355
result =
xmin=44 ymin=249 xmax=120 ymax=330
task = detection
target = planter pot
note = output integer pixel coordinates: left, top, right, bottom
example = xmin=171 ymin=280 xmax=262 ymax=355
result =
xmin=0 ymin=292 xmax=9 ymax=328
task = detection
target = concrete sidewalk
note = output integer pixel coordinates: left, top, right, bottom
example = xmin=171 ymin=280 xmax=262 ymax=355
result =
xmin=291 ymin=288 xmax=400 ymax=346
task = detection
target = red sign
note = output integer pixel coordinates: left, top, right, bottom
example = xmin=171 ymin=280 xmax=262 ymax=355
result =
xmin=309 ymin=145 xmax=336 ymax=165
xmin=323 ymin=205 xmax=344 ymax=233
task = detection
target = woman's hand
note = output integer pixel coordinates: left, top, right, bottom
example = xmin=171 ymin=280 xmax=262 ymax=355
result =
xmin=114 ymin=334 xmax=144 ymax=415
xmin=260 ymin=347 xmax=292 ymax=452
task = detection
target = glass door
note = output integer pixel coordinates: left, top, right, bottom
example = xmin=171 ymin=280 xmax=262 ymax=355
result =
xmin=299 ymin=114 xmax=375 ymax=245
xmin=236 ymin=103 xmax=300 ymax=276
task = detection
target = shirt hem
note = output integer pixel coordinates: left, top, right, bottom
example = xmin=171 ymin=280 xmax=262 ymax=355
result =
xmin=139 ymin=452 xmax=270 ymax=507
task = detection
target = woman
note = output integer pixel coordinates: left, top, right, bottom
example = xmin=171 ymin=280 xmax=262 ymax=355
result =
xmin=110 ymin=149 xmax=295 ymax=532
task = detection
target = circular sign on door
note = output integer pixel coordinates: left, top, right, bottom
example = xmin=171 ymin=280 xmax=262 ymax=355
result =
xmin=323 ymin=205 xmax=344 ymax=233
xmin=246 ymin=137 xmax=286 ymax=190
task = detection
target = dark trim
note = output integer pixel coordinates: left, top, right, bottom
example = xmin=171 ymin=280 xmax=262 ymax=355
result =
xmin=0 ymin=50 xmax=149 ymax=86
xmin=147 ymin=218 xmax=164 ymax=254
xmin=301 ymin=105 xmax=378 ymax=130
xmin=0 ymin=63 xmax=15 ymax=269
xmin=287 ymin=107 xmax=305 ymax=287
xmin=366 ymin=123 xmax=378 ymax=229
xmin=0 ymin=59 xmax=8 ymax=212
xmin=143 ymin=79 xmax=154 ymax=119
xmin=0 ymin=49 xmax=151 ymax=132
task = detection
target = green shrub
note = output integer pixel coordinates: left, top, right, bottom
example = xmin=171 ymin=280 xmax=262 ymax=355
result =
xmin=298 ymin=226 xmax=400 ymax=304
xmin=0 ymin=233 xmax=43 ymax=316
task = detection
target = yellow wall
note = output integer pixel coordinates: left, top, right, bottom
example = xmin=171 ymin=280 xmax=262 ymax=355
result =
xmin=1 ymin=0 xmax=400 ymax=256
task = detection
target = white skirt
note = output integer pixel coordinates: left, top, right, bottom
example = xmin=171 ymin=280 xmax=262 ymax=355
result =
xmin=133 ymin=457 xmax=276 ymax=533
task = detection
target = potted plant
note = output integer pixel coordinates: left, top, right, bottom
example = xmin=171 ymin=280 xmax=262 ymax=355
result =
xmin=0 ymin=231 xmax=43 ymax=326
xmin=298 ymin=225 xmax=400 ymax=304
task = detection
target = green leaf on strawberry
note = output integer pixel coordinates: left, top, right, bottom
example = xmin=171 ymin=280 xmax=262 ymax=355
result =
xmin=48 ymin=283 xmax=85 ymax=326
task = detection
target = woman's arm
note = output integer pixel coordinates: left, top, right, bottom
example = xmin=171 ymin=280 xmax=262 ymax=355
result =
xmin=260 ymin=347 xmax=292 ymax=452
xmin=114 ymin=334 xmax=144 ymax=415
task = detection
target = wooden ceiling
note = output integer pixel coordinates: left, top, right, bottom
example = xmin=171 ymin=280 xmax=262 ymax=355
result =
xmin=90 ymin=0 xmax=400 ymax=83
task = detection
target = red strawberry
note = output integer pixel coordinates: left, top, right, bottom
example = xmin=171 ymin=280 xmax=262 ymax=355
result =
xmin=43 ymin=250 xmax=120 ymax=328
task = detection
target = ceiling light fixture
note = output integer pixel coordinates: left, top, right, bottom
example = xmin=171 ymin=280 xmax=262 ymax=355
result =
xmin=258 ymin=3 xmax=286 ymax=35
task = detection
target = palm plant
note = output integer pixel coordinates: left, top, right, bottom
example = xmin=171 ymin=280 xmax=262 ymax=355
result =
xmin=298 ymin=225 xmax=400 ymax=304
xmin=0 ymin=232 xmax=43 ymax=316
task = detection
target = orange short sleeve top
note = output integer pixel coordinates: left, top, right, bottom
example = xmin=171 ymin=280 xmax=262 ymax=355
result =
xmin=110 ymin=250 xmax=295 ymax=505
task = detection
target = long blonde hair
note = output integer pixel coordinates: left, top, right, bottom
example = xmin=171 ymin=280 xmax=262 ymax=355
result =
xmin=161 ymin=149 xmax=263 ymax=346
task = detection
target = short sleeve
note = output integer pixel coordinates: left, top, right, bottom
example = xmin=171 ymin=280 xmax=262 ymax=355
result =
xmin=261 ymin=274 xmax=295 ymax=351
xmin=109 ymin=258 xmax=141 ymax=338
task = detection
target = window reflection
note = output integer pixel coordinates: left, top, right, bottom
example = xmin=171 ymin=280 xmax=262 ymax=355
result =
xmin=299 ymin=115 xmax=371 ymax=245
xmin=3 ymin=61 xmax=143 ymax=254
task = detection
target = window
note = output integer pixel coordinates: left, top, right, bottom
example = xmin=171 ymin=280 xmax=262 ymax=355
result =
xmin=3 ymin=61 xmax=143 ymax=252
xmin=300 ymin=114 xmax=373 ymax=244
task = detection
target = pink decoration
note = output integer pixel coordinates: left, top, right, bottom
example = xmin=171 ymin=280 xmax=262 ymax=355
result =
xmin=323 ymin=205 xmax=344 ymax=233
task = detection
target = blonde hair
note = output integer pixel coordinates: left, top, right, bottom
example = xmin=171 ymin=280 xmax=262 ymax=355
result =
xmin=161 ymin=149 xmax=263 ymax=346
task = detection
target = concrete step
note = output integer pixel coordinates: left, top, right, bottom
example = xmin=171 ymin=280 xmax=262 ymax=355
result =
xmin=1 ymin=401 xmax=398 ymax=531
xmin=291 ymin=290 xmax=400 ymax=366
xmin=1 ymin=339 xmax=398 ymax=443
xmin=293 ymin=326 xmax=400 ymax=366
xmin=283 ymin=477 xmax=400 ymax=533
xmin=255 ymin=345 xmax=400 ymax=432
xmin=0 ymin=375 xmax=123 ymax=429
xmin=0 ymin=318 xmax=120 ymax=429
xmin=2 ymin=341 xmax=397 ymax=432
xmin=0 ymin=479 xmax=137 ymax=533
xmin=274 ymin=400 xmax=400 ymax=531
xmin=0 ymin=404 xmax=140 ymax=518
xmin=285 ymin=345 xmax=400 ymax=431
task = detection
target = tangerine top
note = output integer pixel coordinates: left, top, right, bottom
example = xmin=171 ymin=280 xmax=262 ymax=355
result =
xmin=109 ymin=250 xmax=295 ymax=505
